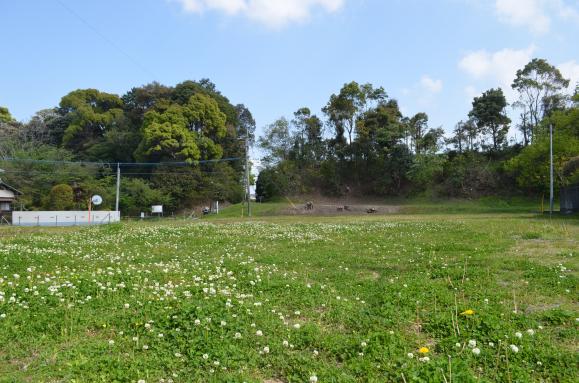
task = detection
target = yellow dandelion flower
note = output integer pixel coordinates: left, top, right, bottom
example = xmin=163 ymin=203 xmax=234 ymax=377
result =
xmin=460 ymin=309 xmax=475 ymax=316
xmin=418 ymin=347 xmax=429 ymax=354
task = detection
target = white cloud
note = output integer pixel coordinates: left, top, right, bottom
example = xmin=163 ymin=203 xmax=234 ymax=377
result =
xmin=493 ymin=0 xmax=579 ymax=34
xmin=458 ymin=45 xmax=536 ymax=98
xmin=170 ymin=0 xmax=345 ymax=28
xmin=559 ymin=60 xmax=579 ymax=89
xmin=495 ymin=0 xmax=550 ymax=34
xmin=420 ymin=75 xmax=443 ymax=93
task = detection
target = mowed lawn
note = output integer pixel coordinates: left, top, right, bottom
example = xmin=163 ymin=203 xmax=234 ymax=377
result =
xmin=0 ymin=212 xmax=577 ymax=382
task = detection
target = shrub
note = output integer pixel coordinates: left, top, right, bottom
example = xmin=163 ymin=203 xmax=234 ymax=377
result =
xmin=46 ymin=184 xmax=74 ymax=210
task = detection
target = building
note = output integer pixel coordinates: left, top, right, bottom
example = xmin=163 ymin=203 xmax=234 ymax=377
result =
xmin=0 ymin=178 xmax=22 ymax=212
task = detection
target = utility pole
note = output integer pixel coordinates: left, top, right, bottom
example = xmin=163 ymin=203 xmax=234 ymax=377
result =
xmin=115 ymin=163 xmax=121 ymax=212
xmin=549 ymin=123 xmax=554 ymax=216
xmin=245 ymin=135 xmax=251 ymax=217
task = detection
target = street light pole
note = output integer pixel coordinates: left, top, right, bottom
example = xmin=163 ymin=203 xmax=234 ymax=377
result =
xmin=115 ymin=163 xmax=121 ymax=212
xmin=245 ymin=134 xmax=251 ymax=217
xmin=549 ymin=123 xmax=554 ymax=216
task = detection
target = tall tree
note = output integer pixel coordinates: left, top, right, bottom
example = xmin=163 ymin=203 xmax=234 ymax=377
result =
xmin=0 ymin=106 xmax=14 ymax=123
xmin=258 ymin=118 xmax=292 ymax=166
xmin=408 ymin=112 xmax=428 ymax=154
xmin=512 ymin=58 xmax=570 ymax=140
xmin=323 ymin=81 xmax=386 ymax=146
xmin=448 ymin=121 xmax=468 ymax=153
xmin=59 ymin=89 xmax=125 ymax=157
xmin=469 ymin=88 xmax=511 ymax=151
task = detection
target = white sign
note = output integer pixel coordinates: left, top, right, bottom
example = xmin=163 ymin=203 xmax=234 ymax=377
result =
xmin=91 ymin=195 xmax=103 ymax=205
xmin=151 ymin=205 xmax=163 ymax=214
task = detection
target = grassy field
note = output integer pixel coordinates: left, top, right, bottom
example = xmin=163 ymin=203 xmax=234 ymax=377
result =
xmin=0 ymin=208 xmax=577 ymax=382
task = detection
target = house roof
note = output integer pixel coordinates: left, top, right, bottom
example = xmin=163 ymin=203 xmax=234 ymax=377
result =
xmin=0 ymin=179 xmax=23 ymax=195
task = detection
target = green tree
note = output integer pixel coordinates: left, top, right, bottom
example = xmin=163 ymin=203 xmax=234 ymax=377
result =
xmin=46 ymin=184 xmax=74 ymax=210
xmin=469 ymin=88 xmax=511 ymax=151
xmin=258 ymin=118 xmax=292 ymax=166
xmin=512 ymin=58 xmax=570 ymax=141
xmin=119 ymin=178 xmax=171 ymax=216
xmin=59 ymin=89 xmax=125 ymax=157
xmin=323 ymin=81 xmax=386 ymax=146
xmin=0 ymin=106 xmax=14 ymax=123
xmin=408 ymin=112 xmax=429 ymax=154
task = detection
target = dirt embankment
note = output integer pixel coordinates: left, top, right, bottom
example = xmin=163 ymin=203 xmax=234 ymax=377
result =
xmin=280 ymin=197 xmax=401 ymax=216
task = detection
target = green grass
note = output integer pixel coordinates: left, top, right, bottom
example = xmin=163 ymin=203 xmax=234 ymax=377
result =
xmin=0 ymin=209 xmax=577 ymax=382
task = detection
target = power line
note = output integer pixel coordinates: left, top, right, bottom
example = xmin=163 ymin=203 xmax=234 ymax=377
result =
xmin=53 ymin=0 xmax=157 ymax=79
xmin=0 ymin=157 xmax=242 ymax=167
xmin=0 ymin=170 xmax=228 ymax=176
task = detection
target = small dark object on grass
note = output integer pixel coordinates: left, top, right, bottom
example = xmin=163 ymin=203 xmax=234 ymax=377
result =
xmin=367 ymin=208 xmax=377 ymax=214
xmin=337 ymin=206 xmax=344 ymax=212
xmin=305 ymin=201 xmax=314 ymax=210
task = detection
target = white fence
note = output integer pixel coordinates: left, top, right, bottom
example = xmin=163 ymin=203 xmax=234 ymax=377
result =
xmin=12 ymin=211 xmax=120 ymax=226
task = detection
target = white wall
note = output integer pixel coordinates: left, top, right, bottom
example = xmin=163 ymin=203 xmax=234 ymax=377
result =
xmin=12 ymin=211 xmax=120 ymax=226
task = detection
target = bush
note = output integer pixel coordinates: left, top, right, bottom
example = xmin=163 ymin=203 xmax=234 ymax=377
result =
xmin=46 ymin=184 xmax=74 ymax=210
xmin=120 ymin=178 xmax=171 ymax=216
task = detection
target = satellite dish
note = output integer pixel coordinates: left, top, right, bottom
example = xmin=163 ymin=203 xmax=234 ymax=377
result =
xmin=91 ymin=195 xmax=103 ymax=206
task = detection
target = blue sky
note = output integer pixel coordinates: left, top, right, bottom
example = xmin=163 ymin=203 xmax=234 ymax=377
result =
xmin=1 ymin=0 xmax=578 ymax=143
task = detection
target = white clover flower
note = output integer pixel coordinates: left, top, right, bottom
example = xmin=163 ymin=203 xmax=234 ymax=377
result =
xmin=202 ymin=353 xmax=209 ymax=360
xmin=515 ymin=332 xmax=522 ymax=339
xmin=293 ymin=323 xmax=301 ymax=329
xmin=174 ymin=352 xmax=182 ymax=358
xmin=537 ymin=361 xmax=542 ymax=366
xmin=263 ymin=346 xmax=270 ymax=354
xmin=108 ymin=340 xmax=115 ymax=346
xmin=488 ymin=342 xmax=495 ymax=347
xmin=527 ymin=329 xmax=535 ymax=336
xmin=123 ymin=303 xmax=130 ymax=309
xmin=132 ymin=336 xmax=138 ymax=342
xmin=234 ymin=332 xmax=242 ymax=339
xmin=418 ymin=356 xmax=430 ymax=362
xmin=220 ymin=321 xmax=227 ymax=327
xmin=194 ymin=319 xmax=201 ymax=326
xmin=138 ymin=380 xmax=146 ymax=383
xmin=407 ymin=352 xmax=414 ymax=359
xmin=158 ymin=333 xmax=164 ymax=338
xmin=313 ymin=349 xmax=319 ymax=356
xmin=142 ymin=344 xmax=149 ymax=350
xmin=510 ymin=344 xmax=519 ymax=353
xmin=294 ymin=310 xmax=301 ymax=315
xmin=472 ymin=347 xmax=480 ymax=355
xmin=282 ymin=340 xmax=289 ymax=347
xmin=468 ymin=340 xmax=476 ymax=348
xmin=361 ymin=341 xmax=367 ymax=348
xmin=309 ymin=375 xmax=318 ymax=383
xmin=213 ymin=360 xmax=220 ymax=366
xmin=538 ymin=325 xmax=544 ymax=329
xmin=455 ymin=342 xmax=461 ymax=348
xmin=256 ymin=330 xmax=263 ymax=336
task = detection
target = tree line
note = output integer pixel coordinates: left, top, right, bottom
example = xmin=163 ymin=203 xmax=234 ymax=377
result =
xmin=0 ymin=80 xmax=255 ymax=214
xmin=256 ymin=58 xmax=579 ymax=201
xmin=1 ymin=58 xmax=578 ymax=214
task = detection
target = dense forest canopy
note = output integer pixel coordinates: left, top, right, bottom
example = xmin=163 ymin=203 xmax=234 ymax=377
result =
xmin=256 ymin=58 xmax=579 ymax=201
xmin=0 ymin=80 xmax=254 ymax=214
xmin=1 ymin=58 xmax=578 ymax=214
